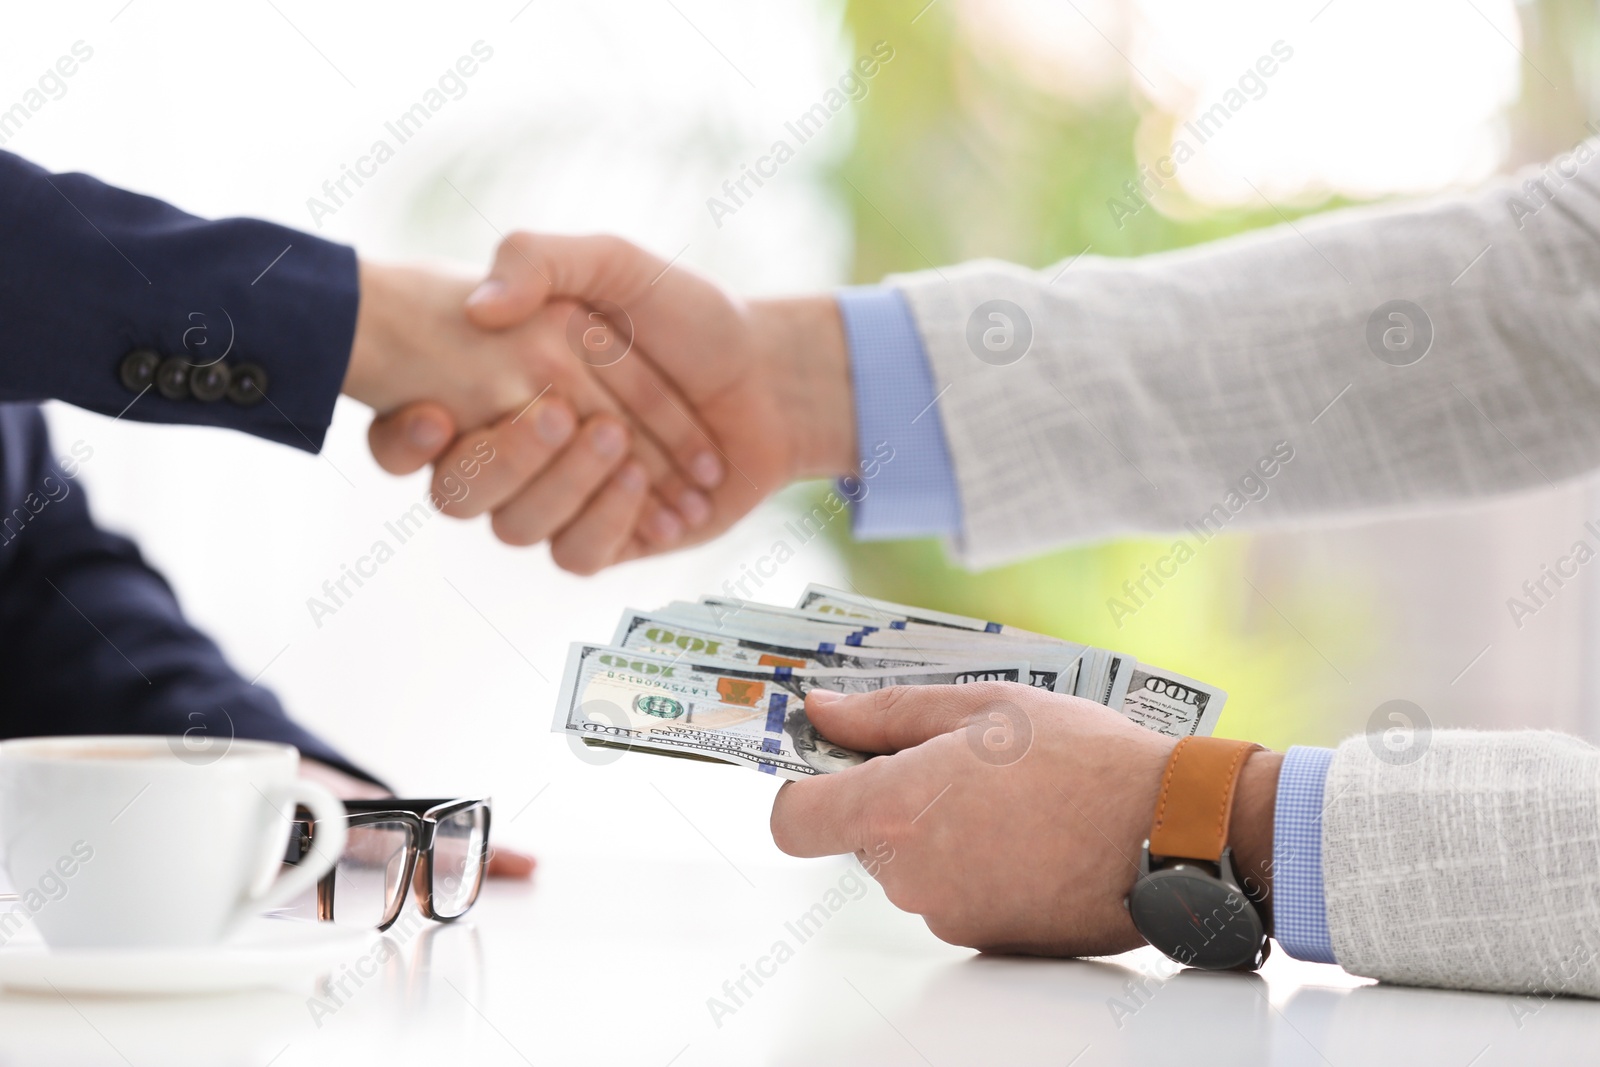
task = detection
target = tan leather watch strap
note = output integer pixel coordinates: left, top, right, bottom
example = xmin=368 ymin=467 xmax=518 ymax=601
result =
xmin=1148 ymin=737 xmax=1263 ymax=863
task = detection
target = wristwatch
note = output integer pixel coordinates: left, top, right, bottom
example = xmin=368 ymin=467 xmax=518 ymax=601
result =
xmin=1125 ymin=736 xmax=1271 ymax=971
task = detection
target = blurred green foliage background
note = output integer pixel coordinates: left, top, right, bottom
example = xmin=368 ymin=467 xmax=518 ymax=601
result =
xmin=814 ymin=0 xmax=1599 ymax=747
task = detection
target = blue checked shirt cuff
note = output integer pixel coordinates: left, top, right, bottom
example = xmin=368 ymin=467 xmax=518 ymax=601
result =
xmin=835 ymin=286 xmax=962 ymax=540
xmin=1272 ymin=745 xmax=1338 ymax=964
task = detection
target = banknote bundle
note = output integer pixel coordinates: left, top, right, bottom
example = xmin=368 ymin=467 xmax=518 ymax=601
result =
xmin=553 ymin=585 xmax=1226 ymax=781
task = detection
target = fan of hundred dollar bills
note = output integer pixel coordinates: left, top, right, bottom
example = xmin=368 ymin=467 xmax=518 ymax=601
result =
xmin=553 ymin=585 xmax=1225 ymax=781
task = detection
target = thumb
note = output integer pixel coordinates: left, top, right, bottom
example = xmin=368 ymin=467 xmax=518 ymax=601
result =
xmin=803 ymin=681 xmax=1030 ymax=755
xmin=367 ymin=401 xmax=457 ymax=475
xmin=463 ymin=232 xmax=671 ymax=331
xmin=770 ymin=761 xmax=888 ymax=858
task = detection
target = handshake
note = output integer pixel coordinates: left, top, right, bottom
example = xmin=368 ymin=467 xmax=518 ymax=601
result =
xmin=345 ymin=235 xmax=856 ymax=574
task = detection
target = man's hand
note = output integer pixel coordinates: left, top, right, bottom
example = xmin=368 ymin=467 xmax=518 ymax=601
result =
xmin=769 ymin=683 xmax=1280 ymax=956
xmin=343 ymin=260 xmax=716 ymax=567
xmin=368 ymin=234 xmax=859 ymax=572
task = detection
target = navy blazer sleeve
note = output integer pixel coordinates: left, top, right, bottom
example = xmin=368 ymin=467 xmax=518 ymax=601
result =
xmin=0 ymin=150 xmax=358 ymax=451
xmin=0 ymin=405 xmax=380 ymax=784
xmin=0 ymin=151 xmax=378 ymax=783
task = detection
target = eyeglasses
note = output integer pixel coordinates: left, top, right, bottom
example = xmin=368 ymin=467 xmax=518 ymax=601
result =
xmin=286 ymin=798 xmax=491 ymax=931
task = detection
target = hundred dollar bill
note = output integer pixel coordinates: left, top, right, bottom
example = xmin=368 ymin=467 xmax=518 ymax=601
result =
xmin=1121 ymin=664 xmax=1226 ymax=737
xmin=796 ymin=585 xmax=1062 ymax=640
xmin=660 ymin=600 xmax=872 ymax=644
xmin=688 ymin=596 xmax=1058 ymax=659
xmin=771 ymin=591 xmax=1089 ymax=676
xmin=807 ymin=634 xmax=1199 ymax=737
xmin=691 ymin=597 xmax=862 ymax=633
xmin=614 ymin=609 xmax=1068 ymax=692
xmin=845 ymin=626 xmax=1086 ymax=695
xmin=1074 ymin=647 xmax=1126 ymax=708
xmin=687 ymin=596 xmax=1058 ymax=663
xmin=554 ymin=644 xmax=1032 ymax=780
xmin=662 ymin=599 xmax=1060 ymax=680
xmin=655 ymin=601 xmax=875 ymax=651
xmin=795 ymin=588 xmax=1146 ymax=717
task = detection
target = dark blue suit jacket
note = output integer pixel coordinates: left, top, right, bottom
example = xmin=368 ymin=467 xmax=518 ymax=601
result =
xmin=0 ymin=150 xmax=374 ymax=781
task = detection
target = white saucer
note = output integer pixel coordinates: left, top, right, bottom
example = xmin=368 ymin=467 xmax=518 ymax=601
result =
xmin=0 ymin=917 xmax=376 ymax=995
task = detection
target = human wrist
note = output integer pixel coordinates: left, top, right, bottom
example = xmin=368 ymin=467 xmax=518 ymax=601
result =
xmin=344 ymin=259 xmax=415 ymax=411
xmin=1125 ymin=739 xmax=1280 ymax=968
xmin=1229 ymin=748 xmax=1282 ymax=913
xmin=346 ymin=260 xmax=527 ymax=425
xmin=752 ymin=295 xmax=855 ymax=479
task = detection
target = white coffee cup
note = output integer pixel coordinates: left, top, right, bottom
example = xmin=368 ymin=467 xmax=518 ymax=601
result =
xmin=0 ymin=736 xmax=348 ymax=949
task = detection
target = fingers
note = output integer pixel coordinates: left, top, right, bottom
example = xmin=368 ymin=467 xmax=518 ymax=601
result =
xmin=424 ymin=390 xmax=691 ymax=552
xmin=572 ymin=358 xmax=715 ymax=545
xmin=455 ymin=253 xmax=730 ymax=556
xmin=463 ymin=238 xmax=738 ymax=500
xmin=584 ymin=340 xmax=725 ymax=491
xmin=368 ymin=402 xmax=456 ymax=475
xmin=486 ymin=846 xmax=537 ymax=881
xmin=609 ymin=534 xmax=657 ymax=568
xmin=430 ymin=397 xmax=577 ymax=519
xmin=503 ymin=302 xmax=712 ymax=543
xmin=769 ymin=759 xmax=893 ymax=858
xmin=426 ymin=403 xmax=669 ymax=567
xmin=550 ymin=462 xmax=650 ymax=575
xmin=464 ymin=233 xmax=670 ymax=331
xmin=488 ymin=415 xmax=633 ymax=547
xmin=803 ymin=682 xmax=1029 ymax=755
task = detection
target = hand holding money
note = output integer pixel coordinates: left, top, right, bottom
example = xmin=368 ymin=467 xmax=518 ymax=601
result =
xmin=553 ymin=585 xmax=1254 ymax=960
xmin=554 ymin=585 xmax=1227 ymax=779
xmin=770 ymin=683 xmax=1282 ymax=958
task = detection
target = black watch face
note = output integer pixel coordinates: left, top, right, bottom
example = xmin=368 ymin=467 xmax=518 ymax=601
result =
xmin=1128 ymin=866 xmax=1265 ymax=970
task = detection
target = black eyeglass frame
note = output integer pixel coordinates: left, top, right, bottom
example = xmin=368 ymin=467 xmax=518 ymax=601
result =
xmin=288 ymin=797 xmax=491 ymax=932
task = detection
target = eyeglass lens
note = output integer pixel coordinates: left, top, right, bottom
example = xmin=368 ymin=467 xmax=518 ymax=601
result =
xmin=429 ymin=805 xmax=487 ymax=919
xmin=329 ymin=818 xmax=414 ymax=929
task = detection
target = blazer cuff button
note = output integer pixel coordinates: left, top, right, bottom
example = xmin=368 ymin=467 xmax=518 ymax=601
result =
xmin=155 ymin=357 xmax=192 ymax=400
xmin=226 ymin=363 xmax=268 ymax=406
xmin=190 ymin=361 xmax=232 ymax=402
xmin=119 ymin=349 xmax=161 ymax=393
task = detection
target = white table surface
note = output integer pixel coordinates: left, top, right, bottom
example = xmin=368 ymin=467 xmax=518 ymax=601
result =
xmin=4 ymin=850 xmax=1595 ymax=1067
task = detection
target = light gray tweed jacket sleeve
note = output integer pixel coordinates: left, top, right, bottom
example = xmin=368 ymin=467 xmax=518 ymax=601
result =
xmin=1322 ymin=730 xmax=1600 ymax=997
xmin=890 ymin=142 xmax=1600 ymax=996
xmin=893 ymin=144 xmax=1600 ymax=572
